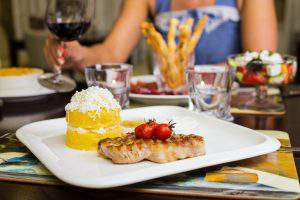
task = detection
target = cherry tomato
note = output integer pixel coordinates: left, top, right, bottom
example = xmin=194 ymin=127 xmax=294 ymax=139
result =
xmin=134 ymin=124 xmax=153 ymax=139
xmin=152 ymin=124 xmax=173 ymax=140
xmin=134 ymin=120 xmax=158 ymax=139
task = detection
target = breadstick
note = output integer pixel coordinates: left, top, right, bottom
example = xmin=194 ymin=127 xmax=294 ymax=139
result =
xmin=167 ymin=18 xmax=180 ymax=87
xmin=141 ymin=21 xmax=173 ymax=87
xmin=141 ymin=24 xmax=173 ymax=88
xmin=149 ymin=24 xmax=178 ymax=88
xmin=180 ymin=18 xmax=194 ymax=51
xmin=141 ymin=24 xmax=162 ymax=55
xmin=184 ymin=18 xmax=194 ymax=32
xmin=146 ymin=24 xmax=169 ymax=60
xmin=187 ymin=15 xmax=208 ymax=54
xmin=177 ymin=18 xmax=193 ymax=49
xmin=176 ymin=19 xmax=194 ymax=85
xmin=175 ymin=26 xmax=187 ymax=86
xmin=177 ymin=25 xmax=188 ymax=49
xmin=141 ymin=22 xmax=169 ymax=62
xmin=168 ymin=18 xmax=179 ymax=53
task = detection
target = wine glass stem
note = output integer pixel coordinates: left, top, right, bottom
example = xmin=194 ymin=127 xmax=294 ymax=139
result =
xmin=54 ymin=68 xmax=61 ymax=76
xmin=53 ymin=67 xmax=62 ymax=83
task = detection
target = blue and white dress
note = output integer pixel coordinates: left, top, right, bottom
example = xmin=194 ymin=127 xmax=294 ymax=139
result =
xmin=154 ymin=0 xmax=241 ymax=64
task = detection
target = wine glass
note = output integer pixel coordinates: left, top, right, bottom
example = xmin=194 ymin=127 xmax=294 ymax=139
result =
xmin=39 ymin=0 xmax=94 ymax=92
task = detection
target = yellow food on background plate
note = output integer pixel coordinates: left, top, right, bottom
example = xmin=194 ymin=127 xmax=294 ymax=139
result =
xmin=0 ymin=67 xmax=43 ymax=76
xmin=65 ymin=86 xmax=123 ymax=151
xmin=0 ymin=67 xmax=44 ymax=91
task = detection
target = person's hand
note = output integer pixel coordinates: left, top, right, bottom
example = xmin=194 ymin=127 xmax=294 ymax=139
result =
xmin=43 ymin=34 xmax=89 ymax=71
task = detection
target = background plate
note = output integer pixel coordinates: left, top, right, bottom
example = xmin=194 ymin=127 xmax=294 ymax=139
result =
xmin=0 ymin=86 xmax=55 ymax=98
xmin=130 ymin=75 xmax=189 ymax=106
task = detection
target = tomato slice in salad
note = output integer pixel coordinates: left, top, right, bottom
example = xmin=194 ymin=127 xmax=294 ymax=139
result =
xmin=242 ymin=72 xmax=267 ymax=85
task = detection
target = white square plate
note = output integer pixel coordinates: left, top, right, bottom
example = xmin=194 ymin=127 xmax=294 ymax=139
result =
xmin=16 ymin=106 xmax=280 ymax=188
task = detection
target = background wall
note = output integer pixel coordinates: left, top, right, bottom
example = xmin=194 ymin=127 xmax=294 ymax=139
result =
xmin=0 ymin=0 xmax=11 ymax=67
xmin=276 ymin=0 xmax=298 ymax=54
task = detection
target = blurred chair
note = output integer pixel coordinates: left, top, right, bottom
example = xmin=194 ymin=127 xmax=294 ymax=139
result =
xmin=0 ymin=25 xmax=11 ymax=67
xmin=24 ymin=29 xmax=48 ymax=70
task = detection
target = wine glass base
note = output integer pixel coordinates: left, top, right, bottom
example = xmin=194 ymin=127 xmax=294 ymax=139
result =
xmin=38 ymin=73 xmax=76 ymax=93
xmin=238 ymin=97 xmax=284 ymax=112
xmin=233 ymin=85 xmax=284 ymax=112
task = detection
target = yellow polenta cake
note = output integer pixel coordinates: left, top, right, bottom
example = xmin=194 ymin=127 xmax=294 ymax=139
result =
xmin=65 ymin=86 xmax=123 ymax=150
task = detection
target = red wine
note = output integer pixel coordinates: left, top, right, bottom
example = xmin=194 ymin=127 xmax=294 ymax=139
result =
xmin=47 ymin=21 xmax=91 ymax=41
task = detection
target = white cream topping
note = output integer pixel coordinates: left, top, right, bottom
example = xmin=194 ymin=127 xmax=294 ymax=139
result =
xmin=67 ymin=124 xmax=119 ymax=134
xmin=65 ymin=86 xmax=121 ymax=113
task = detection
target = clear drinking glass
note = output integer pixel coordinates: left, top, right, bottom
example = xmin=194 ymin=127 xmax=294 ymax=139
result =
xmin=186 ymin=65 xmax=234 ymax=121
xmin=84 ymin=63 xmax=132 ymax=108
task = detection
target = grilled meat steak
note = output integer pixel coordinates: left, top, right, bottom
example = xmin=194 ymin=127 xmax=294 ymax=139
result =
xmin=98 ymin=133 xmax=205 ymax=164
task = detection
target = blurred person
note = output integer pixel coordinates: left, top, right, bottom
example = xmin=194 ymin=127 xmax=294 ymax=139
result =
xmin=44 ymin=0 xmax=277 ymax=71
